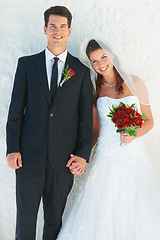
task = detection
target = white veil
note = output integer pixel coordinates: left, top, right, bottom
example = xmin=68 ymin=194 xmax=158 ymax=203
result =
xmin=79 ymin=35 xmax=151 ymax=105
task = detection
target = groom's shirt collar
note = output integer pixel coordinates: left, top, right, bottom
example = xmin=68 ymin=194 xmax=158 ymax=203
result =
xmin=45 ymin=48 xmax=68 ymax=64
xmin=45 ymin=48 xmax=68 ymax=88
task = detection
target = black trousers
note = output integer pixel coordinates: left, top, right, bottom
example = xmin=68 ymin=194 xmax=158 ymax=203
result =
xmin=15 ymin=158 xmax=74 ymax=240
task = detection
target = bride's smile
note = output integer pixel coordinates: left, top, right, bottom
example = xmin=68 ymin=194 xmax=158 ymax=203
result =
xmin=99 ymin=65 xmax=109 ymax=72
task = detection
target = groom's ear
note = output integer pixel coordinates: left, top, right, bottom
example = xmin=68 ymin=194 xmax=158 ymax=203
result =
xmin=68 ymin=27 xmax=72 ymax=37
xmin=44 ymin=25 xmax=47 ymax=35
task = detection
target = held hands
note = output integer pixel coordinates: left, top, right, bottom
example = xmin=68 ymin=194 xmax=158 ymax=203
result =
xmin=7 ymin=152 xmax=22 ymax=169
xmin=66 ymin=154 xmax=86 ymax=176
xmin=120 ymin=133 xmax=135 ymax=144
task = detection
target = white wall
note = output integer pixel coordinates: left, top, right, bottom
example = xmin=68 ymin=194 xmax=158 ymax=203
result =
xmin=0 ymin=0 xmax=160 ymax=239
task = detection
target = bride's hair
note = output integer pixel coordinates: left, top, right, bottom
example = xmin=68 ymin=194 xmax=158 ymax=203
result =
xmin=86 ymin=39 xmax=124 ymax=104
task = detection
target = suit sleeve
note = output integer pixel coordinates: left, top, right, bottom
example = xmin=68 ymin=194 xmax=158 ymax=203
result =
xmin=6 ymin=58 xmax=27 ymax=154
xmin=74 ymin=68 xmax=93 ymax=162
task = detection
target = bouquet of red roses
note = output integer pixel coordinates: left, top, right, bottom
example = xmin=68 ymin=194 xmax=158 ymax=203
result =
xmin=107 ymin=102 xmax=146 ymax=137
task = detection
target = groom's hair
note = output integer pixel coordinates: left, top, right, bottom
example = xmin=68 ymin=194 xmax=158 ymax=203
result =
xmin=44 ymin=6 xmax=72 ymax=28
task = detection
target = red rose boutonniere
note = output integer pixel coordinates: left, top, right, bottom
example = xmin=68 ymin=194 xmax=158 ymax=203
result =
xmin=60 ymin=65 xmax=75 ymax=87
xmin=107 ymin=102 xmax=146 ymax=138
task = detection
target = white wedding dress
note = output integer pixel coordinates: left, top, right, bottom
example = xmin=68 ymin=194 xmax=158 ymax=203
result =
xmin=57 ymin=96 xmax=160 ymax=240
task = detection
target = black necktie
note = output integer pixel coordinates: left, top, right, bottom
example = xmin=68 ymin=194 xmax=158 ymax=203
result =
xmin=50 ymin=57 xmax=59 ymax=103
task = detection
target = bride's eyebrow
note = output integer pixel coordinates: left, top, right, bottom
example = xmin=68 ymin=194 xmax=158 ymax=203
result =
xmin=90 ymin=57 xmax=98 ymax=61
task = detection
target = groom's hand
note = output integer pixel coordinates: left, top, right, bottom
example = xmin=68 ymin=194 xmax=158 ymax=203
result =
xmin=7 ymin=152 xmax=22 ymax=169
xmin=66 ymin=154 xmax=86 ymax=175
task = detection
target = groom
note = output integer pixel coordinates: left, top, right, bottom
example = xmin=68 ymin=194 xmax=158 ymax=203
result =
xmin=6 ymin=6 xmax=93 ymax=240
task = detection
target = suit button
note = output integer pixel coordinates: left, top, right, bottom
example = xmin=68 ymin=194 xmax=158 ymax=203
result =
xmin=50 ymin=113 xmax=54 ymax=117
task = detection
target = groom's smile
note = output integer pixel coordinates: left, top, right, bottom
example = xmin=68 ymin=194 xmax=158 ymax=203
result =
xmin=53 ymin=36 xmax=63 ymax=40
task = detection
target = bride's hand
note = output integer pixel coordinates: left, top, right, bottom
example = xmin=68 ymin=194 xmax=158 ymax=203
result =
xmin=120 ymin=133 xmax=135 ymax=144
xmin=66 ymin=154 xmax=86 ymax=175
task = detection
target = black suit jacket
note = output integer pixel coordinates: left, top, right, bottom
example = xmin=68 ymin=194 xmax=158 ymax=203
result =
xmin=6 ymin=50 xmax=93 ymax=170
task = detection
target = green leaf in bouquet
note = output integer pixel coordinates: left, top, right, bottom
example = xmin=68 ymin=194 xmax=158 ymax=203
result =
xmin=131 ymin=103 xmax=136 ymax=108
xmin=111 ymin=110 xmax=115 ymax=114
xmin=128 ymin=128 xmax=138 ymax=137
xmin=119 ymin=102 xmax=125 ymax=107
xmin=116 ymin=129 xmax=124 ymax=133
xmin=142 ymin=114 xmax=146 ymax=121
xmin=124 ymin=129 xmax=129 ymax=134
xmin=111 ymin=105 xmax=116 ymax=111
xmin=109 ymin=107 xmax=115 ymax=114
xmin=132 ymin=131 xmax=138 ymax=137
xmin=107 ymin=114 xmax=113 ymax=118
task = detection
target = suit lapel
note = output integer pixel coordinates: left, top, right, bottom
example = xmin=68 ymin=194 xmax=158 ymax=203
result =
xmin=51 ymin=52 xmax=75 ymax=107
xmin=59 ymin=52 xmax=74 ymax=85
xmin=35 ymin=51 xmax=51 ymax=106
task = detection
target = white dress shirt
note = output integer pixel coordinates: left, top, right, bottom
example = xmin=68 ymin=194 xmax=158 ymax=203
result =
xmin=45 ymin=48 xmax=68 ymax=89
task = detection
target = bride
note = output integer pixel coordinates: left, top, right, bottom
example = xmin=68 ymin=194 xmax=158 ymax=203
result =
xmin=57 ymin=37 xmax=160 ymax=240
